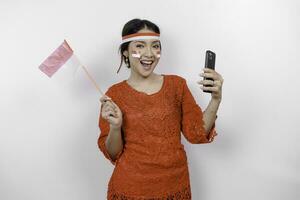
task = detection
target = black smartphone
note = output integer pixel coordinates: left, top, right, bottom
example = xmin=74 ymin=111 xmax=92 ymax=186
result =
xmin=203 ymin=50 xmax=216 ymax=93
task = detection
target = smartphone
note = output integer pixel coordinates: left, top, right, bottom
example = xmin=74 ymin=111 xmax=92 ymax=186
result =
xmin=203 ymin=50 xmax=216 ymax=93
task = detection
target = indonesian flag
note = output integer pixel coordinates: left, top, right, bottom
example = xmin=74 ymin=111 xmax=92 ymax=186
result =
xmin=39 ymin=40 xmax=103 ymax=95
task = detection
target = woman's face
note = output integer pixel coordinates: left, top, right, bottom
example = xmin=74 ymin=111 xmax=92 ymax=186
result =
xmin=124 ymin=28 xmax=161 ymax=77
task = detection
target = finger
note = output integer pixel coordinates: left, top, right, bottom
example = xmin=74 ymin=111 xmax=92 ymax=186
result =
xmin=213 ymin=80 xmax=222 ymax=87
xmin=101 ymin=111 xmax=108 ymax=119
xmin=202 ymin=68 xmax=215 ymax=72
xmin=108 ymin=103 xmax=117 ymax=110
xmin=199 ymin=73 xmax=217 ymax=80
xmin=197 ymin=80 xmax=214 ymax=86
xmin=102 ymin=103 xmax=114 ymax=112
xmin=101 ymin=98 xmax=118 ymax=113
xmin=103 ymin=104 xmax=116 ymax=114
xmin=107 ymin=110 xmax=116 ymax=118
xmin=103 ymin=110 xmax=116 ymax=119
xmin=217 ymin=77 xmax=224 ymax=84
xmin=100 ymin=98 xmax=110 ymax=104
xmin=109 ymin=101 xmax=118 ymax=110
xmin=103 ymin=100 xmax=113 ymax=106
xmin=104 ymin=98 xmax=112 ymax=103
xmin=100 ymin=95 xmax=110 ymax=102
xmin=201 ymin=69 xmax=221 ymax=79
xmin=104 ymin=106 xmax=115 ymax=113
xmin=200 ymin=86 xmax=219 ymax=92
xmin=100 ymin=95 xmax=112 ymax=103
xmin=102 ymin=102 xmax=109 ymax=110
xmin=202 ymin=68 xmax=221 ymax=78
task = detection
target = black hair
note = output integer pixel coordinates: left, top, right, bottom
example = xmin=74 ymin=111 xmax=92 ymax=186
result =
xmin=116 ymin=18 xmax=161 ymax=73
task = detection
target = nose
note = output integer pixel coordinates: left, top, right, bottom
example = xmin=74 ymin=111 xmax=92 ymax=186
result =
xmin=144 ymin=45 xmax=155 ymax=58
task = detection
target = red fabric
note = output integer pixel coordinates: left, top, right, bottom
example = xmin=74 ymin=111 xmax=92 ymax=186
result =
xmin=98 ymin=74 xmax=218 ymax=199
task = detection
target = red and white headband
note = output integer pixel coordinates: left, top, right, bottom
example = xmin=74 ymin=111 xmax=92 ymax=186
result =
xmin=121 ymin=32 xmax=160 ymax=44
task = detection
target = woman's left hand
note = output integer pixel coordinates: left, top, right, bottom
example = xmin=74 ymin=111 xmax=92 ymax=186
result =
xmin=197 ymin=68 xmax=224 ymax=101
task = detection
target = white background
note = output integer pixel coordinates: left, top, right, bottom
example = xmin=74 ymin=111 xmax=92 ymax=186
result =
xmin=1 ymin=0 xmax=299 ymax=199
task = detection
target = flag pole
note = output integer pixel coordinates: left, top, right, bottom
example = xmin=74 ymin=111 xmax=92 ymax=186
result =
xmin=73 ymin=54 xmax=104 ymax=96
xmin=80 ymin=64 xmax=104 ymax=95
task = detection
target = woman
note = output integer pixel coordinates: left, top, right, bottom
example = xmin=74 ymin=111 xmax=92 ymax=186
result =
xmin=98 ymin=18 xmax=223 ymax=199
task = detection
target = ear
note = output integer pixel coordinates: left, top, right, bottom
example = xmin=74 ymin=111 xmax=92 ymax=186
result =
xmin=123 ymin=50 xmax=129 ymax=58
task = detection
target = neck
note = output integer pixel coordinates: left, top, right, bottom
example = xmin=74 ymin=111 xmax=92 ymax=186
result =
xmin=127 ymin=71 xmax=159 ymax=85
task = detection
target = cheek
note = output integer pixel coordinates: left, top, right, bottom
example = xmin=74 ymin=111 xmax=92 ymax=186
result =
xmin=131 ymin=50 xmax=141 ymax=58
xmin=155 ymin=50 xmax=161 ymax=58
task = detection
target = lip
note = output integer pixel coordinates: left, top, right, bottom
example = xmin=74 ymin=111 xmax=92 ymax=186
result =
xmin=140 ymin=60 xmax=154 ymax=65
xmin=140 ymin=61 xmax=153 ymax=70
xmin=142 ymin=65 xmax=152 ymax=71
xmin=140 ymin=60 xmax=154 ymax=63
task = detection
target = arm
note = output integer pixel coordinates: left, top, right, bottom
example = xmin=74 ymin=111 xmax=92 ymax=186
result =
xmin=98 ymin=109 xmax=124 ymax=165
xmin=203 ymin=98 xmax=221 ymax=134
xmin=199 ymin=67 xmax=223 ymax=134
xmin=180 ymin=77 xmax=217 ymax=144
xmin=98 ymin=88 xmax=124 ymax=165
xmin=105 ymin=125 xmax=124 ymax=161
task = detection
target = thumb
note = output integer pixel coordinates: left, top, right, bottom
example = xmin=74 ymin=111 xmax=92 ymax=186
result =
xmin=110 ymin=101 xmax=121 ymax=113
xmin=110 ymin=101 xmax=118 ymax=110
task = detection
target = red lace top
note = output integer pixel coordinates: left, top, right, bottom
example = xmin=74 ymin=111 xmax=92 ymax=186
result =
xmin=98 ymin=74 xmax=218 ymax=199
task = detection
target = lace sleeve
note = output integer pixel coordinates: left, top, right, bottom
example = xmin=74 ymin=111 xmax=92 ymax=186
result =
xmin=97 ymin=88 xmax=123 ymax=165
xmin=180 ymin=78 xmax=218 ymax=144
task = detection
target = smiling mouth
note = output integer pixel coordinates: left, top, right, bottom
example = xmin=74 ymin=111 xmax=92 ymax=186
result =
xmin=140 ymin=60 xmax=154 ymax=69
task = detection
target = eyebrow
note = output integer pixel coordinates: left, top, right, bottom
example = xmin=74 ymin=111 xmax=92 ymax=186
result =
xmin=133 ymin=40 xmax=160 ymax=44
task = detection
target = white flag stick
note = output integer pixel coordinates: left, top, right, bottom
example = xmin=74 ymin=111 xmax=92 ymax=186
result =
xmin=73 ymin=54 xmax=104 ymax=96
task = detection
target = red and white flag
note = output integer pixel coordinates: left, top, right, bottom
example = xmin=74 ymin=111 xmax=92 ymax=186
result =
xmin=39 ymin=40 xmax=103 ymax=95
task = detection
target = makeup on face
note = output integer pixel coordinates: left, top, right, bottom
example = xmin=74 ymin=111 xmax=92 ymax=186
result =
xmin=131 ymin=41 xmax=161 ymax=59
xmin=156 ymin=50 xmax=161 ymax=58
xmin=118 ymin=32 xmax=161 ymax=74
xmin=131 ymin=50 xmax=160 ymax=59
xmin=131 ymin=50 xmax=141 ymax=58
xmin=129 ymin=40 xmax=161 ymax=71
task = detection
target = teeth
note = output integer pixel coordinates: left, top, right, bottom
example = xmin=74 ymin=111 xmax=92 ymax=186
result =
xmin=140 ymin=60 xmax=153 ymax=64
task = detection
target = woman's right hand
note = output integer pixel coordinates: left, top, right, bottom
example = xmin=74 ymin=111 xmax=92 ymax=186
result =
xmin=99 ymin=95 xmax=123 ymax=129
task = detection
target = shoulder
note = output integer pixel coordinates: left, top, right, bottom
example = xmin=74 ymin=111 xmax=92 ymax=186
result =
xmin=164 ymin=74 xmax=188 ymax=102
xmin=165 ymin=74 xmax=187 ymax=90
xmin=104 ymin=80 xmax=124 ymax=98
xmin=165 ymin=74 xmax=186 ymax=84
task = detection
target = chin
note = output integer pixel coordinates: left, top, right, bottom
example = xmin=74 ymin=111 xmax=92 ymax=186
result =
xmin=139 ymin=70 xmax=153 ymax=78
xmin=138 ymin=64 xmax=157 ymax=76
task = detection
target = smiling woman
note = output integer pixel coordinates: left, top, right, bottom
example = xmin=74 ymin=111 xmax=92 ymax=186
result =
xmin=131 ymin=40 xmax=161 ymax=70
xmin=97 ymin=18 xmax=220 ymax=200
xmin=117 ymin=19 xmax=162 ymax=74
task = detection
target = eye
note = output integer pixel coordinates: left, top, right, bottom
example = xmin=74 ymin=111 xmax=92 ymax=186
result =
xmin=136 ymin=44 xmax=144 ymax=48
xmin=153 ymin=44 xmax=160 ymax=49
